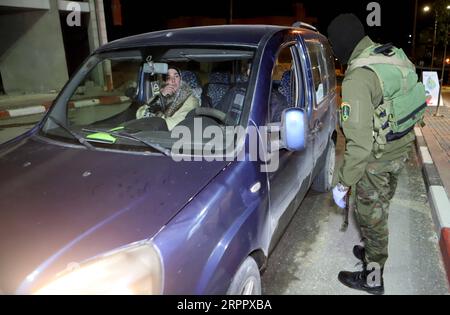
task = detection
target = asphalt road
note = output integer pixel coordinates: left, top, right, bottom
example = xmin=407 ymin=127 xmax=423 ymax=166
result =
xmin=0 ymin=116 xmax=449 ymax=295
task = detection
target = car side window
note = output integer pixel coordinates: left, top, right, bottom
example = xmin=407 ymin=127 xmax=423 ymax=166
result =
xmin=268 ymin=45 xmax=298 ymax=123
xmin=323 ymin=43 xmax=337 ymax=94
xmin=305 ymin=40 xmax=329 ymax=108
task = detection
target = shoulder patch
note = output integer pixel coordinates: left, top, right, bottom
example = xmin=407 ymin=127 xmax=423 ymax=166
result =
xmin=340 ymin=102 xmax=351 ymax=122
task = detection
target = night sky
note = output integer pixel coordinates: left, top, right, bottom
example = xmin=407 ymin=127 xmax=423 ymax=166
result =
xmin=103 ymin=0 xmax=435 ymax=54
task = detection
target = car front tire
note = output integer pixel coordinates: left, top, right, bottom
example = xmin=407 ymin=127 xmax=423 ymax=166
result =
xmin=227 ymin=256 xmax=261 ymax=295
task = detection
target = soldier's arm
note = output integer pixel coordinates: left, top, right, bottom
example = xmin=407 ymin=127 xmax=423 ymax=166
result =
xmin=338 ymin=68 xmax=381 ymax=187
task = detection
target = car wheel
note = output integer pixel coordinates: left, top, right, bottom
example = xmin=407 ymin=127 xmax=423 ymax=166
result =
xmin=311 ymin=140 xmax=335 ymax=193
xmin=227 ymin=256 xmax=261 ymax=295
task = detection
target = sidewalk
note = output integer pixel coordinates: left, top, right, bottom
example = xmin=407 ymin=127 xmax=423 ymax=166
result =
xmin=415 ymin=105 xmax=450 ymax=285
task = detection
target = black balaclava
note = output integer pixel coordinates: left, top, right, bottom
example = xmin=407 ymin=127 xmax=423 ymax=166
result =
xmin=327 ymin=14 xmax=366 ymax=65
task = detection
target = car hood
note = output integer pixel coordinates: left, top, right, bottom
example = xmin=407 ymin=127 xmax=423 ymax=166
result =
xmin=0 ymin=136 xmax=228 ymax=293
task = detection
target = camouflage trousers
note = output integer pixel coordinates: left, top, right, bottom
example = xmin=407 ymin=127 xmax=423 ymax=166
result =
xmin=353 ymin=154 xmax=408 ymax=268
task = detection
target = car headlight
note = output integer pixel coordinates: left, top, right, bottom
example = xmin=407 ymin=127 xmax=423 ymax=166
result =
xmin=34 ymin=241 xmax=163 ymax=295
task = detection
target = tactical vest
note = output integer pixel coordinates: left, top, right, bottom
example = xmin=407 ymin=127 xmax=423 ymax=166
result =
xmin=347 ymin=44 xmax=427 ymax=158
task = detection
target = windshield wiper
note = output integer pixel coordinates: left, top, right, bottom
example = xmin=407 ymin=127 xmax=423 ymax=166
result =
xmin=46 ymin=116 xmax=95 ymax=150
xmin=82 ymin=128 xmax=170 ymax=156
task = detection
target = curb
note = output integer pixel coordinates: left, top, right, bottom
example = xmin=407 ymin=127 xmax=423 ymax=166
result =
xmin=414 ymin=127 xmax=450 ymax=285
xmin=0 ymin=96 xmax=130 ymax=120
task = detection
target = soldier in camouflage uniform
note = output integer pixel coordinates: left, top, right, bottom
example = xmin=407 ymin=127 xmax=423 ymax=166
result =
xmin=327 ymin=14 xmax=420 ymax=295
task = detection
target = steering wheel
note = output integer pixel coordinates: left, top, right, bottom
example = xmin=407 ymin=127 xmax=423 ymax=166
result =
xmin=194 ymin=107 xmax=227 ymax=125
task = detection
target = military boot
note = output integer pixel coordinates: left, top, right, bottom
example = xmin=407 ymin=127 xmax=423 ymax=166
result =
xmin=338 ymin=266 xmax=384 ymax=295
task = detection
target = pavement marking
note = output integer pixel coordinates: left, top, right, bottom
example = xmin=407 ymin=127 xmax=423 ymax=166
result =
xmin=429 ymin=186 xmax=450 ymax=231
xmin=420 ymin=146 xmax=434 ymax=165
xmin=414 ymin=127 xmax=423 ymax=137
xmin=1 ymin=96 xmax=131 ymax=120
xmin=8 ymin=106 xmax=46 ymax=117
xmin=70 ymin=99 xmax=100 ymax=108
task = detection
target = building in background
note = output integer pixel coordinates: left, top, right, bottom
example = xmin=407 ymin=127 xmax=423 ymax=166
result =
xmin=0 ymin=0 xmax=109 ymax=95
xmin=166 ymin=3 xmax=317 ymax=30
xmin=0 ymin=0 xmax=316 ymax=95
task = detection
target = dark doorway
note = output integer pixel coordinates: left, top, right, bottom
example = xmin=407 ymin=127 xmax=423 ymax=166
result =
xmin=59 ymin=11 xmax=91 ymax=77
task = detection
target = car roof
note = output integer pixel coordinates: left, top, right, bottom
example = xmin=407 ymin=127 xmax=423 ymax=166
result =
xmin=95 ymin=25 xmax=318 ymax=53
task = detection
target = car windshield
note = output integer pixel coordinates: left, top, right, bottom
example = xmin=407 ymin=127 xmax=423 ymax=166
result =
xmin=40 ymin=46 xmax=255 ymax=155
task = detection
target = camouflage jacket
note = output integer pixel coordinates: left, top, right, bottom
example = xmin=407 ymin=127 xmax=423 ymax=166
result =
xmin=338 ymin=36 xmax=415 ymax=187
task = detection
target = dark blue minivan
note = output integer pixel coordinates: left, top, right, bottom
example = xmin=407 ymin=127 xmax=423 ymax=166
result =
xmin=0 ymin=24 xmax=337 ymax=294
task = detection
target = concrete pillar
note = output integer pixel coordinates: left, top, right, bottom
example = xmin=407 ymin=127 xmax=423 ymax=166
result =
xmin=95 ymin=0 xmax=108 ymax=45
xmin=87 ymin=0 xmax=100 ymax=53
xmin=95 ymin=0 xmax=113 ymax=91
xmin=86 ymin=0 xmax=104 ymax=88
xmin=0 ymin=0 xmax=69 ymax=94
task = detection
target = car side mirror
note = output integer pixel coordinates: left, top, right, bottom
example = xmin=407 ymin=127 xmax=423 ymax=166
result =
xmin=280 ymin=108 xmax=307 ymax=151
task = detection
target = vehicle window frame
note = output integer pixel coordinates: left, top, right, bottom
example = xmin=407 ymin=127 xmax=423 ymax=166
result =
xmin=294 ymin=38 xmax=313 ymax=115
xmin=290 ymin=44 xmax=306 ymax=110
xmin=267 ymin=41 xmax=304 ymax=124
xmin=305 ymin=39 xmax=330 ymax=110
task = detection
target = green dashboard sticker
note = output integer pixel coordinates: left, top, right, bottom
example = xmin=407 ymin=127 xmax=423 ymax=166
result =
xmin=109 ymin=126 xmax=124 ymax=132
xmin=86 ymin=132 xmax=117 ymax=143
